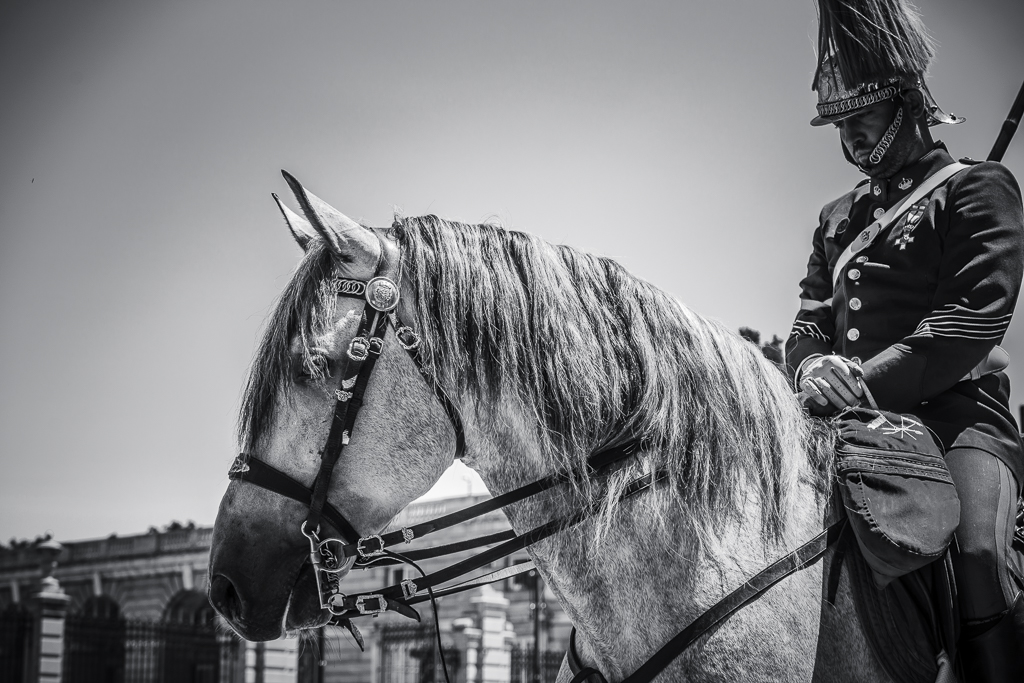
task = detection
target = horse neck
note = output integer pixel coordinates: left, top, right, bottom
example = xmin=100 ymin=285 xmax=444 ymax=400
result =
xmin=468 ymin=405 xmax=841 ymax=680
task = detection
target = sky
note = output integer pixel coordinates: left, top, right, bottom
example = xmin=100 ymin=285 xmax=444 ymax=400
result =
xmin=1 ymin=0 xmax=1022 ymax=543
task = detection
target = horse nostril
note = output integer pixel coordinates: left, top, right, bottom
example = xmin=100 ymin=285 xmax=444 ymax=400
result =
xmin=209 ymin=574 xmax=241 ymax=622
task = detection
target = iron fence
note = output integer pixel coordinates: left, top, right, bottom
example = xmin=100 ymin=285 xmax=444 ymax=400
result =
xmin=378 ymin=623 xmax=460 ymax=683
xmin=63 ymin=615 xmax=245 ymax=683
xmin=508 ymin=645 xmax=563 ymax=683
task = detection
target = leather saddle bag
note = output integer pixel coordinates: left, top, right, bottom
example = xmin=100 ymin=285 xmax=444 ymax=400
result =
xmin=834 ymin=408 xmax=960 ymax=587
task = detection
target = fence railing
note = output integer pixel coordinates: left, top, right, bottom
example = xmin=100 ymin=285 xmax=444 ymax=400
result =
xmin=508 ymin=646 xmax=563 ymax=683
xmin=63 ymin=615 xmax=245 ymax=683
xmin=378 ymin=623 xmax=460 ymax=683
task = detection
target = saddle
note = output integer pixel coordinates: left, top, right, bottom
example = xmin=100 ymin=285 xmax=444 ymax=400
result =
xmin=830 ymin=408 xmax=1024 ymax=683
xmin=839 ymin=510 xmax=1024 ymax=683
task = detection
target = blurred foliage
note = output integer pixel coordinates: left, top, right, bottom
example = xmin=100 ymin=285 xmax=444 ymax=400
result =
xmin=739 ymin=327 xmax=785 ymax=369
xmin=147 ymin=520 xmax=197 ymax=534
xmin=2 ymin=532 xmax=52 ymax=551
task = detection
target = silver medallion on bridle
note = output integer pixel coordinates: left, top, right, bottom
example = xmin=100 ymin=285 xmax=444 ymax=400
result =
xmin=366 ymin=276 xmax=400 ymax=312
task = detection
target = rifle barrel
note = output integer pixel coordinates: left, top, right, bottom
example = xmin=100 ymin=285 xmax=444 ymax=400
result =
xmin=988 ymin=79 xmax=1024 ymax=163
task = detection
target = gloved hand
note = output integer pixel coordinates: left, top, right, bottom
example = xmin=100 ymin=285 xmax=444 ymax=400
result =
xmin=797 ymin=354 xmax=866 ymax=416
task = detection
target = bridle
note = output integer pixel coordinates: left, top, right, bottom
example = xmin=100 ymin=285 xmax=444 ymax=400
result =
xmin=228 ymin=228 xmax=846 ymax=683
xmin=229 ymin=229 xmax=468 ymax=616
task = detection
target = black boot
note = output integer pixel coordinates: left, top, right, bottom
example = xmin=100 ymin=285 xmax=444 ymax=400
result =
xmin=958 ymin=592 xmax=1024 ymax=682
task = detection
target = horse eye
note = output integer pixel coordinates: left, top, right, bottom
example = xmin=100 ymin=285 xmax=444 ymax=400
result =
xmin=292 ymin=354 xmax=331 ymax=383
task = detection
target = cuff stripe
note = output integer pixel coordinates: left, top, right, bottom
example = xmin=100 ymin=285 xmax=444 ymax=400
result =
xmin=791 ymin=320 xmax=831 ymax=344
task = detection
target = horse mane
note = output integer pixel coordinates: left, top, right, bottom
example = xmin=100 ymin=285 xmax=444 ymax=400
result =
xmin=238 ymin=214 xmax=832 ymax=548
xmin=395 ymin=216 xmax=831 ymax=546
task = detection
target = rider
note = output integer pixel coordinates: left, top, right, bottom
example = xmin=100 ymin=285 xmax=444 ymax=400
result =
xmin=784 ymin=0 xmax=1024 ymax=680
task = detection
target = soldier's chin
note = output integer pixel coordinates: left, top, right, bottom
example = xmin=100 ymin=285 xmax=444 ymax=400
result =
xmin=854 ymin=151 xmax=875 ymax=169
xmin=844 ymin=145 xmax=876 ymax=175
xmin=859 ymin=155 xmax=896 ymax=179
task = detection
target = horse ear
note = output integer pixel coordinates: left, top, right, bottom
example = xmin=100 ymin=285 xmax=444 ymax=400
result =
xmin=271 ymin=193 xmax=316 ymax=251
xmin=280 ymin=171 xmax=380 ymax=269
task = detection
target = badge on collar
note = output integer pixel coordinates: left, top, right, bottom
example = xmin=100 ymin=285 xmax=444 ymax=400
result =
xmin=898 ymin=177 xmax=913 ymax=191
xmin=870 ymin=179 xmax=888 ymax=202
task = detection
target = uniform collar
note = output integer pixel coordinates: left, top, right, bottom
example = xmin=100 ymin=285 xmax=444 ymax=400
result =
xmin=866 ymin=143 xmax=955 ymax=204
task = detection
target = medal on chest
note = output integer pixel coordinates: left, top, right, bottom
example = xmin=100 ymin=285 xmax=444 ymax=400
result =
xmin=895 ymin=200 xmax=927 ymax=250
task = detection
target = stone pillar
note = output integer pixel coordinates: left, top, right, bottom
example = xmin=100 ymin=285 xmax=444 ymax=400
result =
xmin=261 ymin=636 xmax=299 ymax=683
xmin=471 ymin=586 xmax=513 ymax=683
xmin=366 ymin=623 xmax=381 ymax=683
xmin=245 ymin=637 xmax=298 ymax=683
xmin=26 ymin=575 xmax=70 ymax=683
xmin=246 ymin=641 xmax=264 ymax=683
xmin=451 ymin=617 xmax=482 ymax=683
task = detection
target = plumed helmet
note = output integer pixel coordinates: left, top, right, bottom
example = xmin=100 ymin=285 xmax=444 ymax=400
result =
xmin=810 ymin=0 xmax=964 ymax=127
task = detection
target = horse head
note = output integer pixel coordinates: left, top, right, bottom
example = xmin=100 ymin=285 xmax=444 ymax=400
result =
xmin=208 ymin=173 xmax=459 ymax=640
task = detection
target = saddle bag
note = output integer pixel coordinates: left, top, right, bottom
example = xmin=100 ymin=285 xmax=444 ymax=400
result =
xmin=834 ymin=408 xmax=960 ymax=587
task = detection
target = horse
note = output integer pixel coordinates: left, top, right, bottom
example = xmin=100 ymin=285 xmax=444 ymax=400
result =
xmin=208 ymin=173 xmax=925 ymax=682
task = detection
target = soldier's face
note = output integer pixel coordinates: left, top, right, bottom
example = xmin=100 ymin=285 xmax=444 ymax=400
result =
xmin=835 ymin=99 xmax=898 ymax=167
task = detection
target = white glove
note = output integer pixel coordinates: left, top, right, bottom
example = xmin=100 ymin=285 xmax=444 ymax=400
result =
xmin=796 ymin=354 xmax=866 ymax=416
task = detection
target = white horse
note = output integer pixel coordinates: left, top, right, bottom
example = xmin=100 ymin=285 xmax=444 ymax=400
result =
xmin=209 ymin=174 xmax=944 ymax=682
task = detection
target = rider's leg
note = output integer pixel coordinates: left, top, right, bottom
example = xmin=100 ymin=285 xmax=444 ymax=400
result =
xmin=944 ymin=446 xmax=1023 ymax=683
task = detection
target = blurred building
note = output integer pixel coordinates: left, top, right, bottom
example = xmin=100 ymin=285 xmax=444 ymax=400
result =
xmin=0 ymin=495 xmax=570 ymax=683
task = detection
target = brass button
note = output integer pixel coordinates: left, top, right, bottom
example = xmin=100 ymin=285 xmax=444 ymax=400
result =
xmin=851 ymin=356 xmax=862 ymax=364
xmin=849 ymin=298 xmax=862 ymax=310
xmin=873 ymin=208 xmax=885 ymax=220
xmin=847 ymin=328 xmax=860 ymax=341
xmin=848 ymin=269 xmax=861 ymax=281
xmin=855 ymin=256 xmax=868 ymax=264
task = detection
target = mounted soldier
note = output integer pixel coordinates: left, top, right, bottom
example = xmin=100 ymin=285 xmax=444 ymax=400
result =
xmin=785 ymin=0 xmax=1024 ymax=679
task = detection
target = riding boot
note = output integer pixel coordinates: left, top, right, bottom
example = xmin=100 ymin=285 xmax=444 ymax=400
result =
xmin=958 ymin=591 xmax=1024 ymax=683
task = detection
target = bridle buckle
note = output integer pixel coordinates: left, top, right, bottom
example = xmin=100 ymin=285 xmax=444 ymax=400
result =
xmin=355 ymin=594 xmax=388 ymax=616
xmin=401 ymin=579 xmax=418 ymax=600
xmin=348 ymin=337 xmax=370 ymax=362
xmin=356 ymin=535 xmax=385 ymax=558
xmin=396 ymin=326 xmax=421 ymax=350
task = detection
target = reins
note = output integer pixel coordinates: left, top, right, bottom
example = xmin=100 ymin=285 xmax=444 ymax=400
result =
xmin=230 ymin=229 xmax=845 ymax=683
xmin=565 ymin=519 xmax=848 ymax=683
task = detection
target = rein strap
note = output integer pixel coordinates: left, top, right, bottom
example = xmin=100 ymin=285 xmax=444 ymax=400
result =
xmin=567 ymin=519 xmax=849 ymax=683
xmin=348 ymin=440 xmax=644 ymax=561
xmin=330 ymin=466 xmax=667 ymax=619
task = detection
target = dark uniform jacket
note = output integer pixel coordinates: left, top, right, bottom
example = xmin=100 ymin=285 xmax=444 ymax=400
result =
xmin=785 ymin=144 xmax=1024 ymax=484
